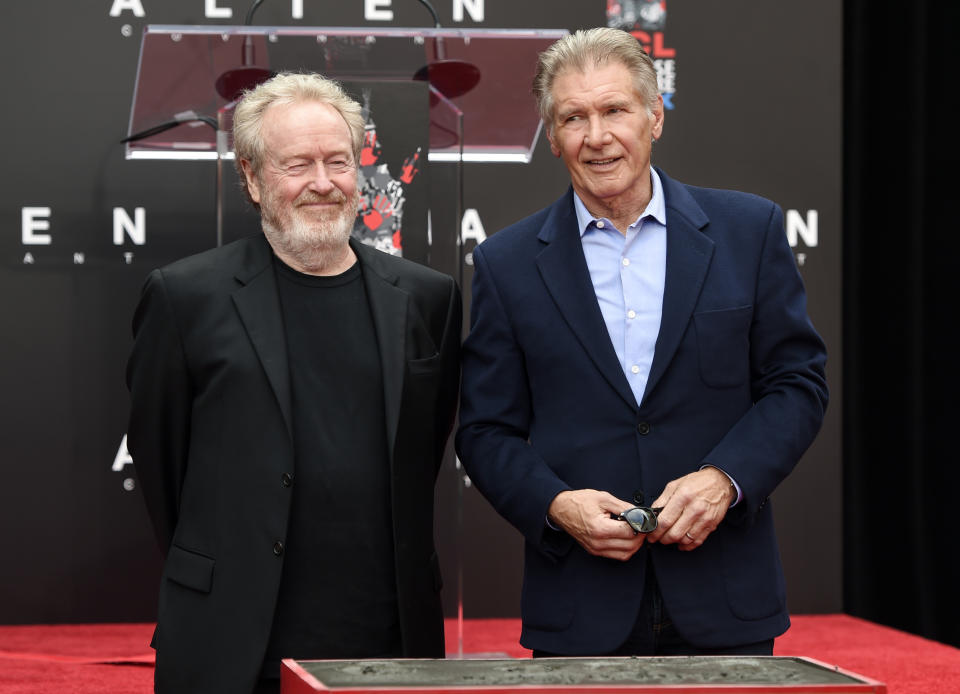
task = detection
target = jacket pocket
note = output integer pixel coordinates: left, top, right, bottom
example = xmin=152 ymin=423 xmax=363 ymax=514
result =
xmin=407 ymin=352 xmax=441 ymax=377
xmin=720 ymin=519 xmax=785 ymax=620
xmin=165 ymin=544 xmax=215 ymax=593
xmin=521 ymin=552 xmax=574 ymax=631
xmin=694 ymin=305 xmax=752 ymax=388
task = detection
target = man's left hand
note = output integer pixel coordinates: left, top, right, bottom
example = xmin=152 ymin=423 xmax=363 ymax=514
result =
xmin=646 ymin=467 xmax=735 ymax=551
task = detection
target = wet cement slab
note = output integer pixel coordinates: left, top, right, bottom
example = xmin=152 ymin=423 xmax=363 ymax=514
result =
xmin=290 ymin=655 xmax=883 ymax=691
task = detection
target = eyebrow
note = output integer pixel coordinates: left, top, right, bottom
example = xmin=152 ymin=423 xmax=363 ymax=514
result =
xmin=556 ymin=98 xmax=631 ymax=122
xmin=277 ymin=150 xmax=352 ymax=165
xmin=556 ymin=105 xmax=583 ymax=121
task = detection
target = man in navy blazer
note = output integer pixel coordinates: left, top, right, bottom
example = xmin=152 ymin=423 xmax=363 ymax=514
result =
xmin=456 ymin=28 xmax=828 ymax=656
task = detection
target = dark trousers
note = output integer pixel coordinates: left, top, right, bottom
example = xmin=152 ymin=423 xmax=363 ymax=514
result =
xmin=534 ymin=562 xmax=774 ymax=658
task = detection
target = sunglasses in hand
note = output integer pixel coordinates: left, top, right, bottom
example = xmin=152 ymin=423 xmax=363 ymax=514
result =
xmin=616 ymin=506 xmax=663 ymax=534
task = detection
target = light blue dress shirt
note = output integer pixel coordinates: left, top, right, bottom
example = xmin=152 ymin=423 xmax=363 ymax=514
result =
xmin=574 ymin=168 xmax=741 ymax=505
xmin=574 ymin=168 xmax=667 ymax=407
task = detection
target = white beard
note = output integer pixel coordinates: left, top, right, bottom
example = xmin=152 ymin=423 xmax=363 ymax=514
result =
xmin=259 ymin=184 xmax=359 ymax=274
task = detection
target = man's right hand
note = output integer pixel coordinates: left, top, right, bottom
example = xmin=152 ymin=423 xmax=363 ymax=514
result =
xmin=547 ymin=489 xmax=646 ymax=561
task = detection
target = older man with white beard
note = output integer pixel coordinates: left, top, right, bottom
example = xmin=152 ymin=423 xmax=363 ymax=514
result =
xmin=126 ymin=72 xmax=461 ymax=694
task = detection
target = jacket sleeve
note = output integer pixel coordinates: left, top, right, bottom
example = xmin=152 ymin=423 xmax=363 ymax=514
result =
xmin=432 ymin=276 xmax=462 ymax=475
xmin=455 ymin=244 xmax=573 ymax=555
xmin=125 ymin=269 xmax=192 ymax=553
xmin=704 ymin=203 xmax=829 ymax=521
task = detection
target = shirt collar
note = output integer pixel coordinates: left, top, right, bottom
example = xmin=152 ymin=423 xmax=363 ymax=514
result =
xmin=573 ymin=167 xmax=666 ymax=237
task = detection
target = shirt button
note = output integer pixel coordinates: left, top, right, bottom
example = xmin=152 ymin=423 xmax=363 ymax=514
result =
xmin=627 ymin=309 xmax=636 ymax=319
xmin=637 ymin=422 xmax=651 ymax=435
xmin=631 ymin=365 xmax=640 ymax=374
xmin=273 ymin=542 xmax=284 ymax=556
xmin=596 ymin=220 xmax=605 ymax=228
xmin=281 ymin=472 xmax=294 ymax=487
xmin=633 ymin=490 xmax=646 ymax=505
xmin=622 ymin=258 xmax=630 ymax=267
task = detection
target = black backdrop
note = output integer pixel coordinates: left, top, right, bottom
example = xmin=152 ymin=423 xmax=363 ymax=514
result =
xmin=843 ymin=0 xmax=960 ymax=648
xmin=0 ymin=0 xmax=865 ymax=645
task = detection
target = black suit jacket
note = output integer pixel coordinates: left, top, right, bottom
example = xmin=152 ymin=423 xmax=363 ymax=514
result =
xmin=127 ymin=235 xmax=460 ymax=693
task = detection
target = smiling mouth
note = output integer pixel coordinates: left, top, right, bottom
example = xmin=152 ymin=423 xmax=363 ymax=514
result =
xmin=297 ymin=198 xmax=343 ymax=208
xmin=588 ymin=157 xmax=620 ymax=167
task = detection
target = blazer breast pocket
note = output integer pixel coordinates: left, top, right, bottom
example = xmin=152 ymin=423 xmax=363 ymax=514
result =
xmin=165 ymin=544 xmax=215 ymax=594
xmin=693 ymin=305 xmax=752 ymax=388
xmin=407 ymin=352 xmax=441 ymax=377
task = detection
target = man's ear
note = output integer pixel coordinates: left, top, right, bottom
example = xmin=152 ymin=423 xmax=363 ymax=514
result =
xmin=240 ymin=159 xmax=261 ymax=205
xmin=651 ymin=94 xmax=665 ymax=141
xmin=546 ymin=127 xmax=561 ymax=158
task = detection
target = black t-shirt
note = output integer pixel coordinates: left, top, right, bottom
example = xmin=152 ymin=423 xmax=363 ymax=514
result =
xmin=264 ymin=257 xmax=400 ymax=674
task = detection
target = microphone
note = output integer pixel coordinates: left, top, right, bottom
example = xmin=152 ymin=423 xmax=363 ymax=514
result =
xmin=214 ymin=0 xmax=275 ymax=101
xmin=121 ymin=111 xmax=218 ymax=143
xmin=410 ymin=0 xmax=481 ymax=99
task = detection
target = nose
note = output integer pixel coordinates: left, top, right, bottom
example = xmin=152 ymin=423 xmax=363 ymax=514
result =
xmin=307 ymin=162 xmax=335 ymax=194
xmin=584 ymin=115 xmax=611 ymax=148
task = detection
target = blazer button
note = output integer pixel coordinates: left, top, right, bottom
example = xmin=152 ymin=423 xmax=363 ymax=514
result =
xmin=637 ymin=421 xmax=652 ymax=435
xmin=273 ymin=541 xmax=284 ymax=556
xmin=281 ymin=472 xmax=294 ymax=487
xmin=633 ymin=490 xmax=645 ymax=505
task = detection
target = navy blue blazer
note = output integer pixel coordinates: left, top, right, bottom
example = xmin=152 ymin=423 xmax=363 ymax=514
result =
xmin=456 ymin=169 xmax=828 ymax=654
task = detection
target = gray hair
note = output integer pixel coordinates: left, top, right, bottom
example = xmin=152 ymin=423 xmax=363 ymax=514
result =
xmin=232 ymin=72 xmax=365 ymax=177
xmin=532 ymin=27 xmax=660 ymax=134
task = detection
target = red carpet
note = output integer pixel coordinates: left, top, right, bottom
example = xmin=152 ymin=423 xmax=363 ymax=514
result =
xmin=1 ymin=616 xmax=958 ymax=692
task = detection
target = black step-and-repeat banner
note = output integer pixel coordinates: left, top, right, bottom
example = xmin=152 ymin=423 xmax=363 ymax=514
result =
xmin=1 ymin=1 xmax=840 ymax=623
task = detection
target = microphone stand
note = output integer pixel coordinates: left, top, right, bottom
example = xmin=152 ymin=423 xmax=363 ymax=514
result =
xmin=121 ymin=114 xmax=224 ymax=246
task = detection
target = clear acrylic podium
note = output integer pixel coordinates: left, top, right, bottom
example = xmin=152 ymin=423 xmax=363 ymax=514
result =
xmin=124 ymin=24 xmax=568 ymax=658
xmin=125 ymin=25 xmax=567 ymax=163
xmin=124 ymin=24 xmax=566 ymax=264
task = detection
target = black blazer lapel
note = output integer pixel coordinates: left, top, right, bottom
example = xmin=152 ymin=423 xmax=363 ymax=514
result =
xmin=353 ymin=240 xmax=407 ymax=464
xmin=231 ymin=236 xmax=294 ymax=440
xmin=643 ymin=171 xmax=714 ymax=403
xmin=535 ymin=190 xmax=638 ymax=411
